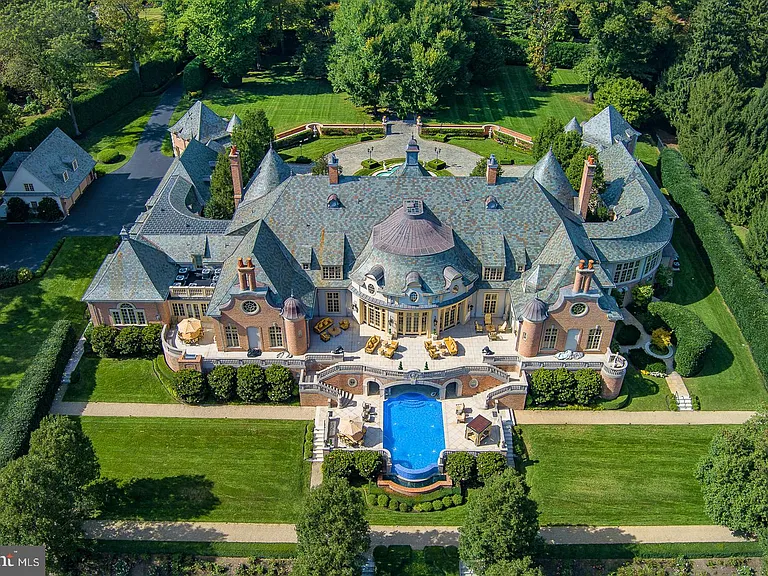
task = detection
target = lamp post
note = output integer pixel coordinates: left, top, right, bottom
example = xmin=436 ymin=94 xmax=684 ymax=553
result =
xmin=434 ymin=147 xmax=441 ymax=161
xmin=368 ymin=146 xmax=374 ymax=161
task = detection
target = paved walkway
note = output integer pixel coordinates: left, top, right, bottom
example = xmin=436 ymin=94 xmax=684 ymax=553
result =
xmin=83 ymin=521 xmax=752 ymax=547
xmin=50 ymin=401 xmax=315 ymax=420
xmin=332 ymin=121 xmax=481 ymax=176
xmin=514 ymin=410 xmax=754 ymax=425
xmin=0 ymin=81 xmax=184 ymax=269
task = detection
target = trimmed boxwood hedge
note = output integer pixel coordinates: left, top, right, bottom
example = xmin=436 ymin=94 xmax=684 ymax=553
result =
xmin=183 ymin=57 xmax=211 ymax=93
xmin=614 ymin=321 xmax=641 ymax=346
xmin=140 ymin=51 xmax=183 ymax=92
xmin=501 ymin=37 xmax=589 ymax=68
xmin=661 ymin=149 xmax=768 ymax=384
xmin=648 ymin=301 xmax=713 ymax=377
xmin=0 ymin=320 xmax=77 ymax=467
xmin=274 ymin=128 xmax=316 ymax=150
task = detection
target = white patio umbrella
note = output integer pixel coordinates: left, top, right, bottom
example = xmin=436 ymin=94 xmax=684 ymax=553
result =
xmin=338 ymin=417 xmax=365 ymax=442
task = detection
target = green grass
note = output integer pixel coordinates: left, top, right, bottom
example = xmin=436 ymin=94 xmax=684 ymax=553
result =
xmin=635 ymin=136 xmax=660 ymax=182
xmin=432 ymin=67 xmax=593 ymax=136
xmin=374 ymin=546 xmax=459 ymax=576
xmin=80 ymin=95 xmax=161 ymax=174
xmin=63 ymin=356 xmax=175 ymax=403
xmin=668 ymin=221 xmax=768 ymax=409
xmin=541 ymin=542 xmax=765 ymax=559
xmin=91 ymin=540 xmax=297 ymax=557
xmin=522 ymin=425 xmax=728 ymax=526
xmin=180 ymin=64 xmax=374 ymax=133
xmin=731 ymin=224 xmax=749 ymax=247
xmin=278 ymin=135 xmax=362 ymax=162
xmin=425 ymin=136 xmax=534 ymax=165
xmin=81 ymin=417 xmax=311 ymax=523
xmin=618 ymin=366 xmax=668 ymax=411
xmin=0 ymin=236 xmax=117 ymax=410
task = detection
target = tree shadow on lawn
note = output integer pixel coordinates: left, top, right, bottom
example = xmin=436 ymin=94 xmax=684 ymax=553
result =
xmin=693 ymin=332 xmax=734 ymax=378
xmin=98 ymin=475 xmax=220 ymax=521
xmin=623 ymin=371 xmax=661 ymax=407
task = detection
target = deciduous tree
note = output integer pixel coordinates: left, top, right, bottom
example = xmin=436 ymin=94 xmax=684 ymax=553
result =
xmin=485 ymin=557 xmax=545 ymax=576
xmin=204 ymin=154 xmax=235 ymax=220
xmin=293 ymin=477 xmax=370 ymax=576
xmin=526 ymin=0 xmax=564 ymax=89
xmin=0 ymin=89 xmax=21 ymax=139
xmin=95 ymin=0 xmax=152 ymax=76
xmin=594 ymin=77 xmax=653 ymax=126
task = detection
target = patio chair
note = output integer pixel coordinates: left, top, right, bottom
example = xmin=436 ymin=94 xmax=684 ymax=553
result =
xmin=339 ymin=319 xmax=350 ymax=330
xmin=474 ymin=321 xmax=484 ymax=333
xmin=319 ymin=331 xmax=331 ymax=342
xmin=484 ymin=313 xmax=493 ymax=327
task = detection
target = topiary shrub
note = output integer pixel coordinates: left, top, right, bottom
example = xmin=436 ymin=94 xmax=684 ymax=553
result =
xmin=366 ymin=494 xmax=377 ymax=507
xmin=615 ymin=321 xmax=641 ymax=346
xmin=529 ymin=369 xmax=556 ymax=404
xmin=183 ymin=57 xmax=211 ymax=93
xmin=207 ymin=365 xmax=237 ymax=402
xmin=445 ymin=452 xmax=476 ymax=485
xmin=114 ymin=326 xmax=144 ymax=356
xmin=354 ymin=450 xmax=383 ymax=480
xmin=97 ymin=148 xmax=120 ymax=164
xmin=17 ymin=268 xmax=33 ymax=284
xmin=322 ymin=450 xmax=355 ymax=479
xmin=141 ymin=323 xmax=163 ymax=356
xmin=452 ymin=493 xmax=464 ymax=506
xmin=172 ymin=369 xmax=207 ymax=404
xmin=573 ymin=369 xmax=603 ymax=405
xmin=361 ymin=158 xmax=380 ymax=169
xmin=36 ymin=198 xmax=63 ymax=222
xmin=0 ymin=268 xmax=19 ymax=288
xmin=476 ymin=452 xmax=507 ymax=484
xmin=90 ymin=325 xmax=119 ymax=358
xmin=388 ymin=499 xmax=399 ymax=511
xmin=377 ymin=494 xmax=389 ymax=507
xmin=432 ymin=499 xmax=444 ymax=511
xmin=420 ymin=501 xmax=433 ymax=512
xmin=237 ymin=364 xmax=267 ymax=402
xmin=647 ymin=301 xmax=713 ymax=377
xmin=442 ymin=496 xmax=454 ymax=508
xmin=265 ymin=364 xmax=295 ymax=403
xmin=6 ymin=197 xmax=29 ymax=222
xmin=399 ymin=502 xmax=410 ymax=512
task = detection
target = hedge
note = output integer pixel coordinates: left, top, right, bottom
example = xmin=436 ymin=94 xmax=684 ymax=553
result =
xmin=140 ymin=51 xmax=182 ymax=92
xmin=183 ymin=57 xmax=211 ymax=94
xmin=500 ymin=37 xmax=589 ymax=68
xmin=421 ymin=127 xmax=486 ymax=138
xmin=661 ymin=148 xmax=768 ymax=384
xmin=322 ymin=126 xmax=383 ymax=136
xmin=648 ymin=301 xmax=713 ymax=377
xmin=0 ymin=320 xmax=77 ymax=466
xmin=274 ymin=128 xmax=316 ymax=150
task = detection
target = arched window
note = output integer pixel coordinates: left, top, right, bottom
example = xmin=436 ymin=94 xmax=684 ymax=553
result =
xmin=269 ymin=325 xmax=284 ymax=348
xmin=586 ymin=326 xmax=603 ymax=350
xmin=110 ymin=303 xmax=146 ymax=325
xmin=541 ymin=326 xmax=558 ymax=350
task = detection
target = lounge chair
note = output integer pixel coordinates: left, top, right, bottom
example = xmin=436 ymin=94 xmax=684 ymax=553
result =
xmin=484 ymin=313 xmax=493 ymax=327
xmin=319 ymin=331 xmax=331 ymax=342
xmin=475 ymin=321 xmax=484 ymax=333
xmin=443 ymin=336 xmax=458 ymax=356
xmin=365 ymin=335 xmax=381 ymax=354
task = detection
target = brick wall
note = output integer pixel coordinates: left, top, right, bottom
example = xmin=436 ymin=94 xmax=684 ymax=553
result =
xmin=214 ymin=295 xmax=285 ymax=353
xmin=540 ymin=296 xmax=616 ymax=354
xmin=88 ymin=301 xmax=171 ymax=326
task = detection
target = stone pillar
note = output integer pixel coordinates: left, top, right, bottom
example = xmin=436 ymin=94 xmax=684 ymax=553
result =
xmin=486 ymin=154 xmax=499 ymax=185
xmin=328 ymin=153 xmax=340 ymax=185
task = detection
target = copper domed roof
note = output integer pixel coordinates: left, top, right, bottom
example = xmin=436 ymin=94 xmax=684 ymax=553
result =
xmin=521 ymin=298 xmax=548 ymax=322
xmin=282 ymin=296 xmax=304 ymax=320
xmin=371 ymin=204 xmax=454 ymax=257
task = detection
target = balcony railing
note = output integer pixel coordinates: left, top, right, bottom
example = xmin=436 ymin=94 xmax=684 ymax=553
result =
xmin=169 ymin=286 xmax=215 ymax=299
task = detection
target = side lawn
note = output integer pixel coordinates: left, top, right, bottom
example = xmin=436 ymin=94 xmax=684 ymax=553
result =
xmin=79 ymin=95 xmax=161 ymax=174
xmin=64 ymin=356 xmax=175 ymax=403
xmin=432 ymin=67 xmax=593 ymax=136
xmin=522 ymin=425 xmax=725 ymax=526
xmin=0 ymin=236 xmax=117 ymax=410
xmin=82 ymin=417 xmax=311 ymax=523
xmin=668 ymin=222 xmax=767 ymax=409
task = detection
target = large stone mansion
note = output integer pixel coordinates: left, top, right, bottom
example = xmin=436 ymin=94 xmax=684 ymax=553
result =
xmin=83 ymin=103 xmax=676 ymax=407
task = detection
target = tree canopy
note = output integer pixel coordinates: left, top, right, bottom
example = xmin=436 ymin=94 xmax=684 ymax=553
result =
xmin=231 ymin=109 xmax=275 ymax=182
xmin=594 ymin=77 xmax=654 ymax=126
xmin=293 ymin=476 xmax=371 ymax=576
xmin=95 ymin=0 xmax=153 ymax=75
xmin=205 ymin=154 xmax=235 ymax=219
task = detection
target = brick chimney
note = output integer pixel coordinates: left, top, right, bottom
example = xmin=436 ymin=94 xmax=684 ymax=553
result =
xmin=237 ymin=257 xmax=247 ymax=290
xmin=574 ymin=259 xmax=595 ymax=293
xmin=486 ymin=154 xmax=499 ymax=185
xmin=578 ymin=155 xmax=597 ymax=219
xmin=328 ymin=153 xmax=340 ymax=185
xmin=245 ymin=256 xmax=256 ymax=289
xmin=230 ymin=145 xmax=243 ymax=209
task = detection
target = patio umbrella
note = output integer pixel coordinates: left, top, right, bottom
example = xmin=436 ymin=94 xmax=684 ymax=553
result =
xmin=177 ymin=317 xmax=202 ymax=341
xmin=339 ymin=417 xmax=365 ymax=442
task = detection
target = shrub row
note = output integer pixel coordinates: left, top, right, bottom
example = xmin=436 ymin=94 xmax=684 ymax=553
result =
xmin=274 ymin=129 xmax=317 ymax=151
xmin=0 ymin=320 xmax=77 ymax=466
xmin=0 ymin=237 xmax=66 ymax=289
xmin=172 ymin=363 xmax=297 ymax=405
xmin=421 ymin=127 xmax=486 ymax=138
xmin=444 ymin=451 xmax=507 ymax=486
xmin=367 ymin=491 xmax=463 ymax=513
xmin=660 ymin=148 xmax=768 ymax=383
xmin=647 ymin=301 xmax=713 ymax=377
xmin=89 ymin=324 xmax=163 ymax=358
xmin=322 ymin=126 xmax=384 ymax=136
xmin=501 ymin=37 xmax=589 ymax=68
xmin=528 ymin=368 xmax=603 ymax=406
xmin=183 ymin=57 xmax=211 ymax=94
xmin=322 ymin=450 xmax=383 ymax=481
xmin=140 ymin=51 xmax=184 ymax=92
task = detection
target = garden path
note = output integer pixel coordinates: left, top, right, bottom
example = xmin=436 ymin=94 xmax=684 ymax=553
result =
xmin=512 ymin=410 xmax=753 ymax=425
xmin=331 ymin=121 xmax=481 ymax=176
xmin=82 ymin=520 xmax=753 ymax=547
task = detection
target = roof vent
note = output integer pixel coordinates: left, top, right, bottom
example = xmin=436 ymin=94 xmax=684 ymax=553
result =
xmin=485 ymin=195 xmax=501 ymax=210
xmin=403 ymin=199 xmax=423 ymax=216
xmin=327 ymin=193 xmax=342 ymax=209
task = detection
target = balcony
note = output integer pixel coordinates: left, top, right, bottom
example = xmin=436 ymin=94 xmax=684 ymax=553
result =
xmin=169 ymin=285 xmax=215 ymax=299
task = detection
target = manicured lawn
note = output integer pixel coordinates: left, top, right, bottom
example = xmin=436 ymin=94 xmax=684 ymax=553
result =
xmin=619 ymin=367 xmax=668 ymax=411
xmin=64 ymin=356 xmax=175 ymax=403
xmin=80 ymin=95 xmax=161 ymax=174
xmin=432 ymin=67 xmax=593 ymax=136
xmin=374 ymin=546 xmax=459 ymax=576
xmin=425 ymin=136 xmax=534 ymax=166
xmin=668 ymin=222 xmax=768 ymax=409
xmin=542 ymin=542 xmax=765 ymax=560
xmin=0 ymin=236 xmax=117 ymax=410
xmin=180 ymin=65 xmax=374 ymax=133
xmin=522 ymin=425 xmax=726 ymax=526
xmin=279 ymin=135 xmax=365 ymax=162
xmin=635 ymin=137 xmax=660 ymax=183
xmin=365 ymin=498 xmax=468 ymax=526
xmin=731 ymin=224 xmax=748 ymax=247
xmin=81 ymin=417 xmax=311 ymax=523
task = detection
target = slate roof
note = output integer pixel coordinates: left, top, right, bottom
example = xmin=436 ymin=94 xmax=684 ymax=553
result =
xmin=83 ymin=237 xmax=178 ymax=302
xmin=1 ymin=151 xmax=31 ymax=174
xmin=4 ymin=128 xmax=95 ymax=198
xmin=531 ymin=151 xmax=576 ymax=208
xmin=564 ymin=117 xmax=582 ymax=135
xmin=169 ymin=101 xmax=230 ymax=144
xmin=582 ymin=105 xmax=641 ymax=150
xmin=240 ymin=148 xmax=292 ymax=204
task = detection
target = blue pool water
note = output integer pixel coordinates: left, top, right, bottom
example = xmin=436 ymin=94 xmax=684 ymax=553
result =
xmin=376 ymin=164 xmax=401 ymax=177
xmin=383 ymin=386 xmax=445 ymax=481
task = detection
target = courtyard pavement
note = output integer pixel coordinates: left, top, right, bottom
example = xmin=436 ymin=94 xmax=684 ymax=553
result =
xmin=0 ymin=80 xmax=184 ymax=269
xmin=82 ymin=520 xmax=753 ymax=547
xmin=331 ymin=121 xmax=481 ymax=176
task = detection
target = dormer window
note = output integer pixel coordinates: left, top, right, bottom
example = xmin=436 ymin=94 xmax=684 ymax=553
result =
xmin=327 ymin=194 xmax=342 ymax=209
xmin=322 ymin=266 xmax=342 ymax=280
xmin=302 ymin=262 xmax=311 ymax=270
xmin=72 ymin=159 xmax=78 ymax=171
xmin=485 ymin=195 xmax=501 ymax=210
xmin=62 ymin=171 xmax=69 ymax=182
xmin=482 ymin=267 xmax=504 ymax=281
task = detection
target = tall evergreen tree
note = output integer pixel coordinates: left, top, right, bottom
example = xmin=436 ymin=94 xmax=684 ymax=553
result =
xmin=204 ymin=154 xmax=235 ymax=220
xmin=531 ymin=116 xmax=563 ymax=159
xmin=231 ymin=109 xmax=275 ymax=181
xmin=729 ymin=151 xmax=768 ymax=225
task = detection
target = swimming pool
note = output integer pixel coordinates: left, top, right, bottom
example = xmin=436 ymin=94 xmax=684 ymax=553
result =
xmin=383 ymin=385 xmax=445 ymax=481
xmin=375 ymin=164 xmax=401 ymax=177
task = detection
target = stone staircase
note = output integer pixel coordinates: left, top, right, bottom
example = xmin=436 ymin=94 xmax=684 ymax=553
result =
xmin=300 ymin=375 xmax=353 ymax=407
xmin=310 ymin=407 xmax=327 ymax=462
xmin=676 ymin=392 xmax=693 ymax=411
xmin=459 ymin=561 xmax=476 ymax=576
xmin=500 ymin=410 xmax=517 ymax=467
